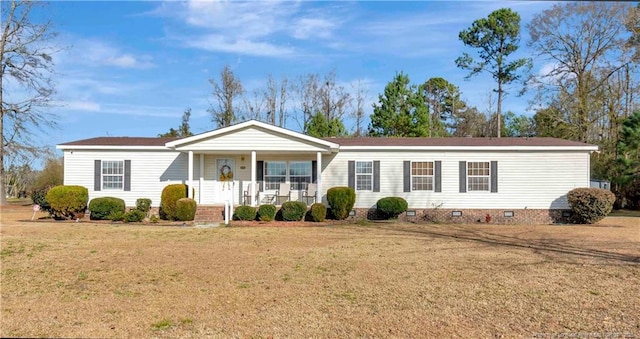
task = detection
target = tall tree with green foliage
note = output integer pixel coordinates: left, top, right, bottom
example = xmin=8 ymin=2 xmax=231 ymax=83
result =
xmin=613 ymin=111 xmax=640 ymax=208
xmin=1 ymin=0 xmax=58 ymax=205
xmin=369 ymin=72 xmax=429 ymax=137
xmin=456 ymin=8 xmax=531 ymax=138
xmin=159 ymin=109 xmax=193 ymax=138
xmin=304 ymin=113 xmax=347 ymax=138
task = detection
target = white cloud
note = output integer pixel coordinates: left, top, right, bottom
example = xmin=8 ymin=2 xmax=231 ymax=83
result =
xmin=59 ymin=100 xmax=101 ymax=112
xmin=292 ymin=18 xmax=335 ymax=40
xmin=184 ymin=34 xmax=297 ymax=57
xmin=59 ymin=38 xmax=155 ymax=69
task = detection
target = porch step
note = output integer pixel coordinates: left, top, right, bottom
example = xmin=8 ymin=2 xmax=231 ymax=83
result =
xmin=194 ymin=205 xmax=226 ymax=222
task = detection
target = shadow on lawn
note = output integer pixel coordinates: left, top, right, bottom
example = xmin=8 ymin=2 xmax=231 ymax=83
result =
xmin=371 ymin=224 xmax=640 ymax=265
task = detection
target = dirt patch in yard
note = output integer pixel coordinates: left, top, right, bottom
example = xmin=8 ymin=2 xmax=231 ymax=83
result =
xmin=1 ymin=204 xmax=639 ymax=338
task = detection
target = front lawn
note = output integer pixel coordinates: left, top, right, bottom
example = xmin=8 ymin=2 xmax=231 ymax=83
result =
xmin=1 ymin=206 xmax=639 ymax=337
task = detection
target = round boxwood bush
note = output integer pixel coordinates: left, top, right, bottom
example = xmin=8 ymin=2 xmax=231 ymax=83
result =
xmin=257 ymin=204 xmax=277 ymax=222
xmin=234 ymin=205 xmax=257 ymax=221
xmin=567 ymin=187 xmax=615 ymax=224
xmin=136 ymin=198 xmax=152 ymax=214
xmin=109 ymin=210 xmax=125 ymax=222
xmin=124 ymin=209 xmax=146 ymax=223
xmin=175 ymin=198 xmax=197 ymax=221
xmin=45 ymin=185 xmax=89 ymax=220
xmin=327 ymin=186 xmax=356 ymax=220
xmin=376 ymin=197 xmax=408 ymax=219
xmin=89 ymin=197 xmax=125 ymax=220
xmin=280 ymin=201 xmax=307 ymax=221
xmin=160 ymin=184 xmax=188 ymax=220
xmin=307 ymin=203 xmax=327 ymax=222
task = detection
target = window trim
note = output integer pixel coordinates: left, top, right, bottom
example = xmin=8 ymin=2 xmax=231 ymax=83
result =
xmin=289 ymin=161 xmax=312 ymax=191
xmin=466 ymin=161 xmax=491 ymax=192
xmin=102 ymin=160 xmax=125 ymax=191
xmin=355 ymin=160 xmax=373 ymax=191
xmin=411 ymin=161 xmax=435 ymax=191
xmin=264 ymin=161 xmax=287 ymax=191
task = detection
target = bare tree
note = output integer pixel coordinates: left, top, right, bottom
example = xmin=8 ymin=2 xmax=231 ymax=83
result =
xmin=243 ymin=88 xmax=265 ymax=122
xmin=1 ymin=0 xmax=58 ymax=205
xmin=208 ymin=65 xmax=244 ymax=128
xmin=278 ymin=76 xmax=288 ymax=127
xmin=528 ymin=2 xmax=639 ymax=142
xmin=260 ymin=74 xmax=288 ymax=127
xmin=291 ymin=70 xmax=351 ymax=132
xmin=351 ymin=79 xmax=368 ymax=137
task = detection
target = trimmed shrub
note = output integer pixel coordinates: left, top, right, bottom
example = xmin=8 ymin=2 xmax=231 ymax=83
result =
xmin=160 ymin=184 xmax=188 ymax=220
xmin=136 ymin=198 xmax=152 ymax=213
xmin=46 ymin=185 xmax=88 ymax=220
xmin=327 ymin=186 xmax=356 ymax=220
xmin=88 ymin=197 xmax=125 ymax=220
xmin=307 ymin=203 xmax=327 ymax=222
xmin=257 ymin=204 xmax=277 ymax=222
xmin=376 ymin=197 xmax=408 ymax=219
xmin=567 ymin=188 xmax=616 ymax=224
xmin=31 ymin=188 xmax=52 ymax=213
xmin=234 ymin=206 xmax=257 ymax=221
xmin=175 ymin=198 xmax=197 ymax=221
xmin=149 ymin=215 xmax=160 ymax=223
xmin=280 ymin=201 xmax=307 ymax=221
xmin=109 ymin=210 xmax=125 ymax=222
xmin=124 ymin=209 xmax=146 ymax=223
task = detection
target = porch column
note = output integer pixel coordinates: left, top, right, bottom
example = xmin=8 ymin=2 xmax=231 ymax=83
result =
xmin=199 ymin=154 xmax=204 ymax=204
xmin=316 ymin=152 xmax=322 ymax=203
xmin=251 ymin=150 xmax=257 ymax=207
xmin=188 ymin=151 xmax=194 ymax=199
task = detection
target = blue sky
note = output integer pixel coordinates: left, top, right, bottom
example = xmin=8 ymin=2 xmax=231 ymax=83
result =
xmin=46 ymin=0 xmax=557 ymax=152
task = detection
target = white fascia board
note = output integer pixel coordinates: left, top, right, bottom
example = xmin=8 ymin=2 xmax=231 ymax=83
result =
xmin=338 ymin=145 xmax=599 ymax=152
xmin=56 ymin=145 xmax=170 ymax=151
xmin=165 ymin=120 xmax=339 ymax=151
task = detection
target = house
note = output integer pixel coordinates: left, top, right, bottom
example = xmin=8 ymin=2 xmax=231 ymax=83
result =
xmin=57 ymin=120 xmax=598 ymax=224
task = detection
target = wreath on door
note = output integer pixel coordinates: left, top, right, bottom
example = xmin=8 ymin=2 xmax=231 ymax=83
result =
xmin=219 ymin=164 xmax=234 ymax=182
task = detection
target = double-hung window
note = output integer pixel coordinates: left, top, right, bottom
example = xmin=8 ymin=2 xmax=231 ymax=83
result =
xmin=289 ymin=161 xmax=312 ymax=190
xmin=264 ymin=161 xmax=287 ymax=190
xmin=263 ymin=161 xmax=313 ymax=190
xmin=356 ymin=161 xmax=373 ymax=191
xmin=467 ymin=161 xmax=490 ymax=191
xmin=412 ymin=161 xmax=434 ymax=191
xmin=102 ymin=160 xmax=124 ymax=190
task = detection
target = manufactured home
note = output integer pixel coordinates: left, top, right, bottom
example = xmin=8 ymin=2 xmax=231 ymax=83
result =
xmin=57 ymin=120 xmax=598 ymax=224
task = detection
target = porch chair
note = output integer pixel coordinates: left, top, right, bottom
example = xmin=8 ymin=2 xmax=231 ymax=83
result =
xmin=243 ymin=182 xmax=260 ymax=205
xmin=274 ymin=183 xmax=291 ymax=205
xmin=302 ymin=183 xmax=317 ymax=205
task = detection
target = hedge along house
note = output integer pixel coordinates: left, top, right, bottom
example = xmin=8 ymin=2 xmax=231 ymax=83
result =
xmin=57 ymin=120 xmax=598 ymax=224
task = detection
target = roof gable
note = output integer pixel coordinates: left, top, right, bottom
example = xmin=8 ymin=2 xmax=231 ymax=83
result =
xmin=165 ymin=120 xmax=339 ymax=152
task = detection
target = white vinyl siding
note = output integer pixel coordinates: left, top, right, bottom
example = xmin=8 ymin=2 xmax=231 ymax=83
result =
xmin=321 ymin=150 xmax=591 ymax=210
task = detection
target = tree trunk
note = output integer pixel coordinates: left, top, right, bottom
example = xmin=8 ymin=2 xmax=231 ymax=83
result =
xmin=497 ymin=82 xmax=502 ymax=138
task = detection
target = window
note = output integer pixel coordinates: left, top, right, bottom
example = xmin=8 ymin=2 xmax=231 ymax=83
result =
xmin=264 ymin=161 xmax=286 ymax=190
xmin=412 ymin=161 xmax=434 ymax=191
xmin=467 ymin=161 xmax=490 ymax=191
xmin=102 ymin=160 xmax=124 ymax=190
xmin=289 ymin=161 xmax=312 ymax=190
xmin=356 ymin=161 xmax=373 ymax=191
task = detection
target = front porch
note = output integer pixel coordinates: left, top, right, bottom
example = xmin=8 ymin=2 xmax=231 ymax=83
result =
xmin=163 ymin=120 xmax=340 ymax=209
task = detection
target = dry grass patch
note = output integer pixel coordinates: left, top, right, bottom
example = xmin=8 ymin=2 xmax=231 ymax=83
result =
xmin=1 ymin=205 xmax=639 ymax=338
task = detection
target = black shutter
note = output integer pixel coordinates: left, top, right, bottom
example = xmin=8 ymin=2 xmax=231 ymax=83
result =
xmin=403 ymin=161 xmax=411 ymax=192
xmin=373 ymin=160 xmax=380 ymax=192
xmin=94 ymin=160 xmax=101 ymax=191
xmin=434 ymin=161 xmax=442 ymax=193
xmin=124 ymin=160 xmax=131 ymax=191
xmin=459 ymin=161 xmax=467 ymax=193
xmin=348 ymin=161 xmax=355 ymax=189
xmin=312 ymin=160 xmax=317 ymax=183
xmin=490 ymin=161 xmax=498 ymax=193
xmin=257 ymin=161 xmax=264 ymax=191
